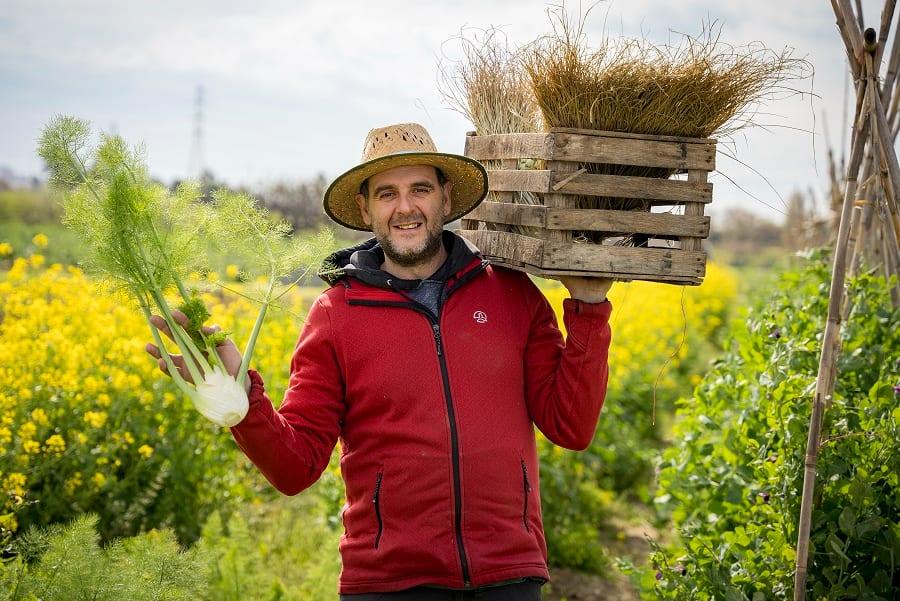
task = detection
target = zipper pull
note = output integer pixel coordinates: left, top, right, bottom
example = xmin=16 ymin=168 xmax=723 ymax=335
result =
xmin=432 ymin=324 xmax=442 ymax=356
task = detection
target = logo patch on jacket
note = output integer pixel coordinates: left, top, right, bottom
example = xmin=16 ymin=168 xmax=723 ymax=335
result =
xmin=473 ymin=310 xmax=487 ymax=324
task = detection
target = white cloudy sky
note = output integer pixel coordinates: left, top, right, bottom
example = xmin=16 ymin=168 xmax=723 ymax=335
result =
xmin=0 ymin=0 xmax=891 ymax=221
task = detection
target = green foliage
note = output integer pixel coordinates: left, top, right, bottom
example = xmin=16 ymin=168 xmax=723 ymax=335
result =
xmin=0 ymin=189 xmax=61 ymax=224
xmin=199 ymin=492 xmax=341 ymax=601
xmin=178 ymin=290 xmax=214 ymax=348
xmin=648 ymin=249 xmax=900 ymax=599
xmin=39 ymin=117 xmax=209 ymax=302
xmin=208 ymin=189 xmax=335 ymax=298
xmin=0 ymin=514 xmax=208 ymax=601
xmin=538 ymin=443 xmax=614 ymax=572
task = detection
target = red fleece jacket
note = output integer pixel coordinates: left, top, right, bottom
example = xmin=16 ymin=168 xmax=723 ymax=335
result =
xmin=230 ymin=260 xmax=612 ymax=594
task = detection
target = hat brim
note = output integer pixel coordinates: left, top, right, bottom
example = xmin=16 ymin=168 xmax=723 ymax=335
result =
xmin=323 ymin=152 xmax=488 ymax=231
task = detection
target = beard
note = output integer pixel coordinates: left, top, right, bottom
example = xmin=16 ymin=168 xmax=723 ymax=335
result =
xmin=373 ymin=215 xmax=445 ymax=268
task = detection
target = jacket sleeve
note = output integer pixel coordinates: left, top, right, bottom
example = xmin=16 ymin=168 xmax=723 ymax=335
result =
xmin=229 ymin=295 xmax=346 ymax=495
xmin=522 ymin=280 xmax=612 ymax=451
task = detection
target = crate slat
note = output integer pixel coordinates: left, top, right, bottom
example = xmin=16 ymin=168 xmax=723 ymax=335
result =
xmin=552 ymin=132 xmax=715 ymax=171
xmin=488 ymin=259 xmax=703 ymax=284
xmin=549 ymin=127 xmax=716 ymax=144
xmin=469 ymin=202 xmax=710 ymax=237
xmin=462 ymin=229 xmax=545 ymax=266
xmin=465 ymin=132 xmax=554 ymax=161
xmin=555 ymin=172 xmax=712 ymax=204
xmin=543 ymin=241 xmax=705 ymax=278
xmin=468 ymin=202 xmax=547 ymax=228
xmin=547 ymin=208 xmax=709 ymax=236
xmin=460 ymin=230 xmax=705 ymax=284
xmin=488 ymin=169 xmax=552 ymax=193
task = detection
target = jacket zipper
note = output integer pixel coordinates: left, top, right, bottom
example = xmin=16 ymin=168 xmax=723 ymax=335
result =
xmin=521 ymin=459 xmax=532 ymax=532
xmin=373 ymin=471 xmax=384 ymax=549
xmin=346 ymin=261 xmax=485 ymax=587
xmin=430 ymin=321 xmax=471 ymax=586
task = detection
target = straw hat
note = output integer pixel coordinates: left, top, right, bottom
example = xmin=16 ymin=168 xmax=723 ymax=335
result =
xmin=323 ymin=123 xmax=488 ymax=231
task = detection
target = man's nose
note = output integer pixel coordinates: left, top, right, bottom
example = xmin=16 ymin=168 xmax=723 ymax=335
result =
xmin=395 ymin=190 xmax=415 ymax=213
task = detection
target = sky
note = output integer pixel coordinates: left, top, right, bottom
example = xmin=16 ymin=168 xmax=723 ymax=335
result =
xmin=0 ymin=0 xmax=891 ymax=222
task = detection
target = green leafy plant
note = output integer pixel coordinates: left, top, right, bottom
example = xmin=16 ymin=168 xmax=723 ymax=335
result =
xmin=647 ymin=250 xmax=899 ymax=599
xmin=37 ymin=115 xmax=332 ymax=427
xmin=0 ymin=514 xmax=208 ymax=601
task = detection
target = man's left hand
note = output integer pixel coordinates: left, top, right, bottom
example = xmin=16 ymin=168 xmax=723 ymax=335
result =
xmin=558 ymin=276 xmax=613 ymax=304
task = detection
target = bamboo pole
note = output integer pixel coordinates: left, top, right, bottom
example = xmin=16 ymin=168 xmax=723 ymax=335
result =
xmin=793 ymin=24 xmax=875 ymax=600
xmin=832 ymin=0 xmax=864 ymax=80
xmin=877 ymin=1 xmax=900 ymax=104
xmin=873 ymin=0 xmax=897 ymax=70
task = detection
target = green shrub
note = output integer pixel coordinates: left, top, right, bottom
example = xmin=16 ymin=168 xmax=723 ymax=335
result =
xmin=647 ymin=250 xmax=900 ymax=599
xmin=0 ymin=514 xmax=208 ymax=601
xmin=199 ymin=490 xmax=342 ymax=601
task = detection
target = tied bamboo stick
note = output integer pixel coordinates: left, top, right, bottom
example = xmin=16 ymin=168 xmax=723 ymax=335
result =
xmin=793 ymin=20 xmax=875 ymax=599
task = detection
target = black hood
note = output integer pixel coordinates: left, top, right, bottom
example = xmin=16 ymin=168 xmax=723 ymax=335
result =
xmin=318 ymin=230 xmax=483 ymax=290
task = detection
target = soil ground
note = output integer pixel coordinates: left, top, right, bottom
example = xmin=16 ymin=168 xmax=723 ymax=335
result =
xmin=542 ymin=516 xmax=658 ymax=601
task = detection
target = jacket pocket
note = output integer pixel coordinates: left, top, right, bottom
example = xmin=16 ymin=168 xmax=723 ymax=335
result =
xmin=372 ymin=470 xmax=384 ymax=549
xmin=520 ymin=459 xmax=532 ymax=532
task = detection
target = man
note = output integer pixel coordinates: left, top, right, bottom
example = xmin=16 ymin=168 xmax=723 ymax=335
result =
xmin=147 ymin=123 xmax=612 ymax=600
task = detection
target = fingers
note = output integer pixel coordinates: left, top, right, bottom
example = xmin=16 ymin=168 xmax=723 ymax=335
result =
xmin=145 ymin=343 xmax=193 ymax=383
xmin=150 ymin=311 xmax=225 ymax=347
xmin=201 ymin=323 xmax=222 ymax=335
xmin=149 ymin=315 xmax=175 ymax=343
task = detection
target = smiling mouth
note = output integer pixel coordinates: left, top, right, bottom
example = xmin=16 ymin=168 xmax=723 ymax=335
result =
xmin=393 ymin=222 xmax=422 ymax=231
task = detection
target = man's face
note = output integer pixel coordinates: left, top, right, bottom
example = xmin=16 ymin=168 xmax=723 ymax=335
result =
xmin=355 ymin=165 xmax=453 ymax=267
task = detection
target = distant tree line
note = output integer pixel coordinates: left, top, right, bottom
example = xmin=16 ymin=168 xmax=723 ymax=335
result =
xmin=170 ymin=170 xmax=342 ymax=234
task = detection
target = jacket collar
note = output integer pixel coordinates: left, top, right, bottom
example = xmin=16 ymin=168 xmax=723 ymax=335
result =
xmin=318 ymin=230 xmax=485 ymax=292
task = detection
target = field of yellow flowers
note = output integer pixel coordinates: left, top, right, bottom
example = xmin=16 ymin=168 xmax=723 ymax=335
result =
xmin=0 ymin=237 xmax=314 ymax=546
xmin=0 ymin=234 xmax=737 ymax=564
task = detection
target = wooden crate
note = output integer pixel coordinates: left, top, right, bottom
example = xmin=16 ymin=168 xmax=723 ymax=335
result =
xmin=459 ymin=127 xmax=716 ymax=285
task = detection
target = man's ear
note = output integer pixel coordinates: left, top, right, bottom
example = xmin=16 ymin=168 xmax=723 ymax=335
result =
xmin=355 ymin=193 xmax=372 ymax=227
xmin=441 ymin=180 xmax=454 ymax=217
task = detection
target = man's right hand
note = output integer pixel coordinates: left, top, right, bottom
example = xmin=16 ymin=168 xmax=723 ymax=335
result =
xmin=145 ymin=309 xmax=250 ymax=394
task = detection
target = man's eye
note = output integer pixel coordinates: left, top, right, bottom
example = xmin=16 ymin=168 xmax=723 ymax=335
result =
xmin=413 ymin=187 xmax=431 ymax=194
xmin=378 ymin=192 xmax=395 ymax=200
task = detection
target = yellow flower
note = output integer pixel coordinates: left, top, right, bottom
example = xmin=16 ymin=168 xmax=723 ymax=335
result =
xmin=83 ymin=411 xmax=108 ymax=429
xmin=225 ymin=264 xmax=240 ymax=280
xmin=18 ymin=389 xmax=33 ymax=401
xmin=0 ymin=427 xmax=11 ymax=445
xmin=17 ymin=422 xmax=37 ymax=439
xmin=206 ymin=271 xmax=220 ymax=283
xmin=44 ymin=434 xmax=65 ymax=454
xmin=30 ymin=408 xmax=49 ymax=426
xmin=4 ymin=473 xmax=26 ymax=496
xmin=7 ymin=257 xmax=28 ymax=280
xmin=123 ymin=431 xmax=135 ymax=445
xmin=31 ymin=233 xmax=49 ymax=248
xmin=22 ymin=440 xmax=40 ymax=454
xmin=64 ymin=472 xmax=83 ymax=495
xmin=91 ymin=472 xmax=106 ymax=487
xmin=0 ymin=242 xmax=12 ymax=256
xmin=0 ymin=514 xmax=19 ymax=533
xmin=29 ymin=254 xmax=45 ymax=268
xmin=138 ymin=444 xmax=154 ymax=459
xmin=96 ymin=393 xmax=111 ymax=407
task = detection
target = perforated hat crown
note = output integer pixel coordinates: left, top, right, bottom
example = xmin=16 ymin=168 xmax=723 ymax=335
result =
xmin=323 ymin=123 xmax=488 ymax=231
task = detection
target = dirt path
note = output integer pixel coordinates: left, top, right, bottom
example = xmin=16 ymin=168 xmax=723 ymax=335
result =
xmin=542 ymin=517 xmax=658 ymax=601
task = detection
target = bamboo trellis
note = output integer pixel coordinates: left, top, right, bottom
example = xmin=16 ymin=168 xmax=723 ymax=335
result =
xmin=794 ymin=1 xmax=900 ymax=599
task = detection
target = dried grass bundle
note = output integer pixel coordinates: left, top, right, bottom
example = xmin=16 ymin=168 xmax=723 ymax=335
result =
xmin=440 ymin=7 xmax=810 ymax=246
xmin=520 ymin=11 xmax=809 ymax=232
xmin=439 ymin=29 xmax=544 ymax=234
xmin=440 ymin=27 xmax=541 ymax=137
xmin=522 ymin=14 xmax=808 ymax=139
